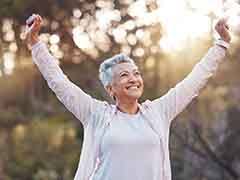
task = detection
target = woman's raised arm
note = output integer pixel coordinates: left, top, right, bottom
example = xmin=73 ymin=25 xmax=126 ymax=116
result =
xmin=150 ymin=18 xmax=231 ymax=126
xmin=27 ymin=14 xmax=101 ymax=127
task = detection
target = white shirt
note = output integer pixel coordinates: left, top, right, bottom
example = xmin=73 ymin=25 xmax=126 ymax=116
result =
xmin=31 ymin=41 xmax=227 ymax=180
xmin=92 ymin=110 xmax=163 ymax=180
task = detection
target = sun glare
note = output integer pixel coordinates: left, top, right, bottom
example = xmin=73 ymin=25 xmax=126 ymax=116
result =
xmin=156 ymin=0 xmax=225 ymax=52
xmin=158 ymin=0 xmax=240 ymax=52
xmin=70 ymin=0 xmax=240 ymax=54
xmin=3 ymin=52 xmax=15 ymax=75
xmin=1 ymin=0 xmax=240 ymax=78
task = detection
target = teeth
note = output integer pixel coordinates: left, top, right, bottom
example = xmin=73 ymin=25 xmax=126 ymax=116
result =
xmin=128 ymin=86 xmax=138 ymax=89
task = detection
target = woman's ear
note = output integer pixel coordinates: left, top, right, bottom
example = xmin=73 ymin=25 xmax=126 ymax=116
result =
xmin=106 ymin=85 xmax=116 ymax=101
xmin=106 ymin=85 xmax=113 ymax=97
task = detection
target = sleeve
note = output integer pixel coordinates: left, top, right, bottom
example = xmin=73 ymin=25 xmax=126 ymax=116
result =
xmin=31 ymin=41 xmax=101 ymax=127
xmin=150 ymin=44 xmax=227 ymax=124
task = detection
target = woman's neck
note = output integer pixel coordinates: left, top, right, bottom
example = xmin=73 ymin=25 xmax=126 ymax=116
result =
xmin=116 ymin=99 xmax=139 ymax=114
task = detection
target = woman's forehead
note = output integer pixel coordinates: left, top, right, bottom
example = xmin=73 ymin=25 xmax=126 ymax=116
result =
xmin=112 ymin=62 xmax=138 ymax=73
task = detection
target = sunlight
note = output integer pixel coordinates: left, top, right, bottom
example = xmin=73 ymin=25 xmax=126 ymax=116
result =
xmin=9 ymin=42 xmax=18 ymax=53
xmin=96 ymin=9 xmax=121 ymax=31
xmin=4 ymin=30 xmax=15 ymax=42
xmin=72 ymin=27 xmax=100 ymax=58
xmin=70 ymin=0 xmax=240 ymax=54
xmin=187 ymin=0 xmax=223 ymax=15
xmin=223 ymin=1 xmax=240 ymax=35
xmin=127 ymin=33 xmax=137 ymax=46
xmin=112 ymin=27 xmax=127 ymax=44
xmin=73 ymin=30 xmax=94 ymax=50
xmin=90 ymin=30 xmax=111 ymax=52
xmin=133 ymin=47 xmax=145 ymax=57
xmin=49 ymin=34 xmax=60 ymax=44
xmin=128 ymin=0 xmax=147 ymax=18
xmin=121 ymin=45 xmax=131 ymax=55
xmin=73 ymin=8 xmax=82 ymax=18
xmin=122 ymin=20 xmax=136 ymax=31
xmin=145 ymin=56 xmax=155 ymax=69
xmin=156 ymin=0 xmax=239 ymax=52
xmin=39 ymin=33 xmax=50 ymax=43
xmin=157 ymin=0 xmax=193 ymax=51
xmin=2 ymin=19 xmax=13 ymax=33
xmin=14 ymin=125 xmax=26 ymax=139
xmin=159 ymin=12 xmax=211 ymax=49
xmin=3 ymin=52 xmax=15 ymax=75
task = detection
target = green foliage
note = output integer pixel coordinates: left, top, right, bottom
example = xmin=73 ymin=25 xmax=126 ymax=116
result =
xmin=1 ymin=0 xmax=240 ymax=179
xmin=3 ymin=115 xmax=81 ymax=180
xmin=0 ymin=0 xmax=31 ymax=17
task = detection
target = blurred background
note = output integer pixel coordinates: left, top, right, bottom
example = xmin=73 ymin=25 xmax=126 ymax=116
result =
xmin=1 ymin=0 xmax=240 ymax=179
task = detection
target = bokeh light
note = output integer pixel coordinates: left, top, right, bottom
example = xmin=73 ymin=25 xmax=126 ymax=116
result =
xmin=3 ymin=52 xmax=15 ymax=75
xmin=9 ymin=42 xmax=18 ymax=53
xmin=1 ymin=1 xmax=240 ymax=180
xmin=1 ymin=0 xmax=240 ymax=76
xmin=96 ymin=9 xmax=121 ymax=31
xmin=49 ymin=34 xmax=60 ymax=44
xmin=73 ymin=8 xmax=82 ymax=18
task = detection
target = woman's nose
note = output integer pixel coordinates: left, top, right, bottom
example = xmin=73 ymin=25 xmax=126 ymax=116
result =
xmin=128 ymin=73 xmax=138 ymax=82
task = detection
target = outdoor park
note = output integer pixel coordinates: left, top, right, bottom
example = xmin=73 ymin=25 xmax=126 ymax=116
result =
xmin=1 ymin=0 xmax=240 ymax=179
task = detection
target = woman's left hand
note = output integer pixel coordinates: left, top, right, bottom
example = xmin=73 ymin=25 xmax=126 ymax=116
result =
xmin=215 ymin=18 xmax=231 ymax=43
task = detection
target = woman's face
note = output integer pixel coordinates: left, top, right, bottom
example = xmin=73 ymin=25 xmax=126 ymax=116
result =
xmin=108 ymin=62 xmax=144 ymax=102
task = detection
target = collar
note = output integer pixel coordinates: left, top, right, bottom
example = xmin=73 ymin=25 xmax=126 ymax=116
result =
xmin=112 ymin=102 xmax=145 ymax=115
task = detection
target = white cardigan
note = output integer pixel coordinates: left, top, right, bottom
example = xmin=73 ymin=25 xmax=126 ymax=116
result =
xmin=32 ymin=41 xmax=227 ymax=180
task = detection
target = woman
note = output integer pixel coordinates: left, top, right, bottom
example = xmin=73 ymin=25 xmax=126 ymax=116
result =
xmin=27 ymin=14 xmax=231 ymax=180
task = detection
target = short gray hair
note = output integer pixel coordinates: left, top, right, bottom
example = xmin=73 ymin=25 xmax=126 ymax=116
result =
xmin=99 ymin=53 xmax=136 ymax=88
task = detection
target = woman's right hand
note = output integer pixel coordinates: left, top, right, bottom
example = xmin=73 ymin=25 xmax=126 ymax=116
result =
xmin=26 ymin=14 xmax=43 ymax=47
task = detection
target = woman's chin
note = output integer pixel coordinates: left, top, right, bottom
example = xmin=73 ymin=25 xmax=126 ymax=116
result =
xmin=126 ymin=92 xmax=142 ymax=100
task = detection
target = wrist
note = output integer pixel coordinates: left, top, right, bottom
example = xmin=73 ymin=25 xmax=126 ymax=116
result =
xmin=30 ymin=35 xmax=39 ymax=46
xmin=215 ymin=38 xmax=230 ymax=50
xmin=26 ymin=34 xmax=39 ymax=50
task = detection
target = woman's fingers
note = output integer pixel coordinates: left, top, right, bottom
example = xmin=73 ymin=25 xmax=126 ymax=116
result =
xmin=37 ymin=14 xmax=43 ymax=22
xmin=30 ymin=14 xmax=42 ymax=33
xmin=25 ymin=14 xmax=42 ymax=46
xmin=215 ymin=18 xmax=231 ymax=43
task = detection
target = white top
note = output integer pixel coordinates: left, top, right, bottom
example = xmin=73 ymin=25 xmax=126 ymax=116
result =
xmin=31 ymin=41 xmax=227 ymax=180
xmin=92 ymin=110 xmax=162 ymax=180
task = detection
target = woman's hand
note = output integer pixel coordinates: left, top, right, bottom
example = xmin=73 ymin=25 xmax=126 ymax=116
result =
xmin=215 ymin=18 xmax=231 ymax=43
xmin=26 ymin=14 xmax=43 ymax=47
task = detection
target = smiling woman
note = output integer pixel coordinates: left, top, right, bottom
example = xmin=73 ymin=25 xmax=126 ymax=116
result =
xmin=26 ymin=14 xmax=231 ymax=180
xmin=99 ymin=54 xmax=143 ymax=114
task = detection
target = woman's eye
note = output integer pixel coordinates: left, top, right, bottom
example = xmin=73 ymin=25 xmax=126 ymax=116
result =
xmin=134 ymin=71 xmax=141 ymax=76
xmin=120 ymin=73 xmax=128 ymax=77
